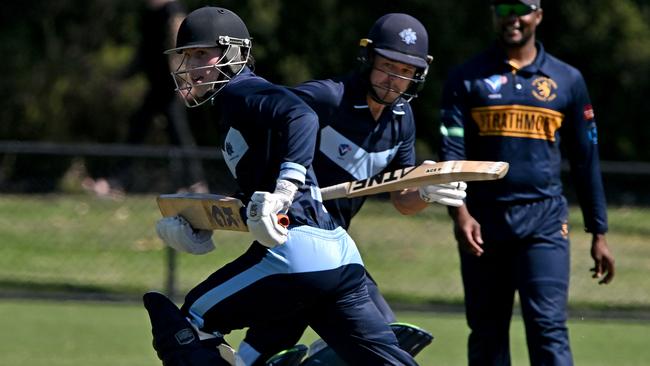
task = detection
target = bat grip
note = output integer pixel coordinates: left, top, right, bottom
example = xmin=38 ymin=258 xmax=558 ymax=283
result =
xmin=240 ymin=207 xmax=290 ymax=228
xmin=277 ymin=214 xmax=290 ymax=228
xmin=319 ymin=182 xmax=349 ymax=201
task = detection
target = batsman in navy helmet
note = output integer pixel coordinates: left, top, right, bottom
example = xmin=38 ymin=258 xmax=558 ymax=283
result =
xmin=358 ymin=13 xmax=433 ymax=104
xmin=239 ymin=13 xmax=469 ymax=366
xmin=144 ymin=6 xmax=419 ymax=366
xmin=164 ymin=6 xmax=253 ymax=107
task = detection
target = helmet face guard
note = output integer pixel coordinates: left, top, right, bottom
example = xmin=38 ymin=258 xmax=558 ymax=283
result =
xmin=171 ymin=37 xmax=251 ymax=108
xmin=367 ymin=58 xmax=429 ymax=104
xmin=165 ymin=7 xmax=252 ymax=107
xmin=358 ymin=13 xmax=433 ymax=104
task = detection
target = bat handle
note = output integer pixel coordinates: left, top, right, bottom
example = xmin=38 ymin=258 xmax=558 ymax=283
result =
xmin=277 ymin=214 xmax=290 ymax=228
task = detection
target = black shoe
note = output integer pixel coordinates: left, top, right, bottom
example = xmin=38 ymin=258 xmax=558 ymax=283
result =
xmin=143 ymin=292 xmax=228 ymax=366
xmin=390 ymin=322 xmax=434 ymax=357
xmin=265 ymin=344 xmax=308 ymax=366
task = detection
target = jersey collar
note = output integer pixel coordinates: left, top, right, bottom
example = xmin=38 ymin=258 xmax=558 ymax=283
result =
xmin=491 ymin=41 xmax=551 ymax=77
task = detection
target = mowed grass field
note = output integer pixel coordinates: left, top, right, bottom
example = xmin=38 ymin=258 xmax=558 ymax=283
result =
xmin=1 ymin=193 xmax=649 ymax=309
xmin=1 ymin=193 xmax=650 ymax=365
xmin=0 ymin=299 xmax=649 ymax=366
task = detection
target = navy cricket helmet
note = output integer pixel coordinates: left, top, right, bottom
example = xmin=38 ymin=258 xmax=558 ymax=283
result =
xmin=359 ymin=13 xmax=433 ymax=102
xmin=166 ymin=7 xmax=252 ymax=107
xmin=366 ymin=13 xmax=431 ymax=69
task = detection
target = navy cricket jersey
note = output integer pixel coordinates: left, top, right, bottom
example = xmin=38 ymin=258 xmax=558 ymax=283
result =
xmin=439 ymin=42 xmax=607 ymax=233
xmin=291 ymin=72 xmax=417 ymax=229
xmin=217 ymin=68 xmax=336 ymax=230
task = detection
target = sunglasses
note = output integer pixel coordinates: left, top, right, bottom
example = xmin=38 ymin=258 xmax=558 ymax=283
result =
xmin=494 ymin=3 xmax=538 ymax=17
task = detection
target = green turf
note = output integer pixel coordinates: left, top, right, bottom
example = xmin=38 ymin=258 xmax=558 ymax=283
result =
xmin=1 ymin=193 xmax=650 ymax=365
xmin=2 ymin=193 xmax=648 ymax=311
xmin=1 ymin=300 xmax=648 ymax=366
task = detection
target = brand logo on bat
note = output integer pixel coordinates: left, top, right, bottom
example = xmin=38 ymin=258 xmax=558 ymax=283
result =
xmin=211 ymin=205 xmax=242 ymax=228
xmin=424 ymin=167 xmax=442 ymax=173
xmin=349 ymin=166 xmax=423 ymax=192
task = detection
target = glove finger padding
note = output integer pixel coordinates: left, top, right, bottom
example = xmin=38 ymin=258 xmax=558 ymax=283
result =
xmin=246 ymin=192 xmax=290 ymax=248
xmin=418 ymin=181 xmax=467 ymax=207
xmin=156 ymin=216 xmax=216 ymax=255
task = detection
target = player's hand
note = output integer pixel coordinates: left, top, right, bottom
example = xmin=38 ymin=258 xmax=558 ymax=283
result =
xmin=246 ymin=191 xmax=291 ymax=248
xmin=155 ymin=216 xmax=215 ymax=255
xmin=418 ymin=160 xmax=467 ymax=207
xmin=450 ymin=205 xmax=484 ymax=256
xmin=590 ymin=233 xmax=615 ymax=284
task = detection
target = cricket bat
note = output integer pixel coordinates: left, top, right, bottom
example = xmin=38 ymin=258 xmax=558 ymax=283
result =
xmin=156 ymin=160 xmax=509 ymax=231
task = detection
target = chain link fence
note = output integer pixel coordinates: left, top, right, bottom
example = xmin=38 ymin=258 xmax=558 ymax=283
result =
xmin=1 ymin=141 xmax=650 ymax=316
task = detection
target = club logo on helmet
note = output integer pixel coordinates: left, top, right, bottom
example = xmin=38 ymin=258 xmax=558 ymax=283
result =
xmin=398 ymin=28 xmax=417 ymax=45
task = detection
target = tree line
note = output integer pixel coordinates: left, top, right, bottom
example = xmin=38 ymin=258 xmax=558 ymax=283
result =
xmin=1 ymin=0 xmax=648 ymax=186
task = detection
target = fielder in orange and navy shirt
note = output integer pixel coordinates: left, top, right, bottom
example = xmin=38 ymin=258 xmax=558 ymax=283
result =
xmin=438 ymin=1 xmax=615 ymax=365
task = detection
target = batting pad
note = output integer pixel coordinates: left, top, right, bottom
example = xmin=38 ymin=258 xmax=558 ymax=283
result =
xmin=301 ymin=339 xmax=343 ymax=366
xmin=390 ymin=322 xmax=434 ymax=357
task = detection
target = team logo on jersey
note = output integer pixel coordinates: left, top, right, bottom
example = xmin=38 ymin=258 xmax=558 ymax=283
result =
xmin=483 ymin=75 xmax=508 ymax=99
xmin=321 ymin=126 xmax=400 ymax=180
xmin=222 ymin=128 xmax=248 ymax=179
xmin=470 ymin=104 xmax=564 ymax=142
xmin=338 ymin=144 xmax=352 ymax=157
xmin=561 ymin=221 xmax=569 ymax=239
xmin=483 ymin=75 xmax=506 ymax=93
xmin=583 ymin=104 xmax=595 ymax=120
xmin=531 ymin=77 xmax=558 ymax=102
xmin=224 ymin=142 xmax=234 ymax=156
xmin=587 ymin=121 xmax=599 ymax=144
xmin=399 ymin=28 xmax=417 ymax=45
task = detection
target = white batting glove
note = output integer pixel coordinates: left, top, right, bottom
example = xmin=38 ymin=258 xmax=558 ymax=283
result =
xmin=155 ymin=216 xmax=215 ymax=255
xmin=246 ymin=179 xmax=297 ymax=248
xmin=418 ymin=160 xmax=467 ymax=207
xmin=246 ymin=192 xmax=290 ymax=248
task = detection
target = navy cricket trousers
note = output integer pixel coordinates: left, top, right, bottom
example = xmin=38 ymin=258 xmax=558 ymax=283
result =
xmin=181 ymin=226 xmax=416 ymax=366
xmin=460 ymin=196 xmax=573 ymax=366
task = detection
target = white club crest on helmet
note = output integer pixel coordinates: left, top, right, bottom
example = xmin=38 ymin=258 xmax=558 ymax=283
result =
xmin=398 ymin=28 xmax=417 ymax=45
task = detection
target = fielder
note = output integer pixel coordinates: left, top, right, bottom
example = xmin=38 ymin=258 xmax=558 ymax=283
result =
xmin=240 ymin=13 xmax=467 ymax=365
xmin=144 ymin=6 xmax=418 ymax=366
xmin=438 ymin=1 xmax=615 ymax=365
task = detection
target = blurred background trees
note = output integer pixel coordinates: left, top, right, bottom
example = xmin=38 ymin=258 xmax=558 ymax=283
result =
xmin=1 ymin=0 xmax=649 ymax=180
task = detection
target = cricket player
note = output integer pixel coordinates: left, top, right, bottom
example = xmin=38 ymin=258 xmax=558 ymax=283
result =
xmin=143 ymin=6 xmax=418 ymax=366
xmin=239 ymin=13 xmax=467 ymax=365
xmin=438 ymin=1 xmax=615 ymax=365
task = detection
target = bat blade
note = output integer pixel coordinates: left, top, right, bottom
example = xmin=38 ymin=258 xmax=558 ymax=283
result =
xmin=156 ymin=160 xmax=509 ymax=231
xmin=319 ymin=160 xmax=509 ymax=200
xmin=157 ymin=193 xmax=248 ymax=231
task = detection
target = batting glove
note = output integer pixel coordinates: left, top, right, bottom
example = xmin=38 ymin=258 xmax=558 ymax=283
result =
xmin=246 ymin=179 xmax=297 ymax=248
xmin=418 ymin=160 xmax=467 ymax=207
xmin=155 ymin=216 xmax=215 ymax=255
